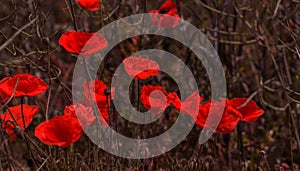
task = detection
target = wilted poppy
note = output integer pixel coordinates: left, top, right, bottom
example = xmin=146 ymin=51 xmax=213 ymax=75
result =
xmin=76 ymin=0 xmax=100 ymax=11
xmin=58 ymin=30 xmax=108 ymax=58
xmin=0 ymin=74 xmax=48 ymax=97
xmin=149 ymin=0 xmax=180 ymax=28
xmin=196 ymin=99 xmax=242 ymax=134
xmin=123 ymin=56 xmax=160 ymax=80
xmin=35 ymin=115 xmax=83 ymax=147
xmin=141 ymin=85 xmax=180 ymax=114
xmin=230 ymin=98 xmax=265 ymax=122
xmin=0 ymin=104 xmax=39 ymax=141
xmin=64 ymin=104 xmax=96 ymax=128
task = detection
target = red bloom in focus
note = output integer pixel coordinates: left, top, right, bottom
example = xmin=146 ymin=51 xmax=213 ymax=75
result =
xmin=0 ymin=74 xmax=48 ymax=97
xmin=0 ymin=104 xmax=39 ymax=141
xmin=76 ymin=0 xmax=100 ymax=11
xmin=35 ymin=115 xmax=83 ymax=147
xmin=141 ymin=85 xmax=180 ymax=114
xmin=149 ymin=0 xmax=180 ymax=28
xmin=194 ymin=98 xmax=265 ymax=134
xmin=230 ymin=98 xmax=265 ymax=122
xmin=196 ymin=99 xmax=242 ymax=134
xmin=83 ymin=80 xmax=114 ymax=125
xmin=64 ymin=104 xmax=96 ymax=128
xmin=123 ymin=57 xmax=159 ymax=80
xmin=58 ymin=30 xmax=108 ymax=58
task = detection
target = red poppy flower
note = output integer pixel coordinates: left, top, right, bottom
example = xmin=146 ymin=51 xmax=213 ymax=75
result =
xmin=149 ymin=0 xmax=180 ymax=28
xmin=82 ymin=80 xmax=114 ymax=125
xmin=80 ymin=99 xmax=110 ymax=126
xmin=83 ymin=80 xmax=114 ymax=102
xmin=96 ymin=101 xmax=110 ymax=125
xmin=0 ymin=74 xmax=48 ymax=97
xmin=64 ymin=104 xmax=96 ymax=128
xmin=0 ymin=77 xmax=11 ymax=102
xmin=58 ymin=30 xmax=108 ymax=58
xmin=141 ymin=85 xmax=180 ymax=114
xmin=76 ymin=0 xmax=100 ymax=11
xmin=167 ymin=92 xmax=181 ymax=109
xmin=141 ymin=85 xmax=168 ymax=114
xmin=35 ymin=115 xmax=83 ymax=147
xmin=123 ymin=57 xmax=160 ymax=80
xmin=0 ymin=104 xmax=39 ymax=141
xmin=174 ymin=91 xmax=203 ymax=120
xmin=230 ymin=98 xmax=265 ymax=122
xmin=196 ymin=99 xmax=242 ymax=134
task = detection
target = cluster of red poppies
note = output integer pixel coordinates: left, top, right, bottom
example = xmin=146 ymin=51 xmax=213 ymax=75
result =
xmin=0 ymin=74 xmax=48 ymax=141
xmin=120 ymin=57 xmax=265 ymax=134
xmin=58 ymin=0 xmax=181 ymax=56
xmin=34 ymin=79 xmax=114 ymax=147
xmin=0 ymin=0 xmax=265 ymax=148
xmin=74 ymin=0 xmax=180 ymax=28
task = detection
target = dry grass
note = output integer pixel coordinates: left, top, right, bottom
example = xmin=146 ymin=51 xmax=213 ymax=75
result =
xmin=0 ymin=0 xmax=299 ymax=170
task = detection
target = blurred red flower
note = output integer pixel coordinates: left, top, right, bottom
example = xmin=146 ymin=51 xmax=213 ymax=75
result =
xmin=58 ymin=30 xmax=108 ymax=58
xmin=0 ymin=74 xmax=48 ymax=97
xmin=35 ymin=115 xmax=83 ymax=147
xmin=230 ymin=98 xmax=265 ymax=122
xmin=149 ymin=0 xmax=180 ymax=28
xmin=0 ymin=104 xmax=39 ymax=141
xmin=196 ymin=99 xmax=242 ymax=134
xmin=141 ymin=85 xmax=180 ymax=114
xmin=123 ymin=57 xmax=159 ymax=80
xmin=76 ymin=0 xmax=100 ymax=11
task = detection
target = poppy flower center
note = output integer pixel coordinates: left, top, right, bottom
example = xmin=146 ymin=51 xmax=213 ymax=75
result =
xmin=159 ymin=8 xmax=170 ymax=14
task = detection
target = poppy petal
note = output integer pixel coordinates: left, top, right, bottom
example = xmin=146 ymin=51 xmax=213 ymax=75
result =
xmin=64 ymin=104 xmax=96 ymax=128
xmin=35 ymin=115 xmax=83 ymax=147
xmin=230 ymin=98 xmax=265 ymax=122
xmin=0 ymin=74 xmax=48 ymax=97
xmin=141 ymin=85 xmax=169 ymax=114
xmin=0 ymin=77 xmax=11 ymax=102
xmin=83 ymin=80 xmax=114 ymax=102
xmin=176 ymin=91 xmax=203 ymax=120
xmin=196 ymin=99 xmax=242 ymax=134
xmin=0 ymin=104 xmax=39 ymax=137
xmin=58 ymin=30 xmax=108 ymax=58
xmin=76 ymin=0 xmax=100 ymax=11
xmin=149 ymin=0 xmax=180 ymax=28
xmin=123 ymin=57 xmax=160 ymax=80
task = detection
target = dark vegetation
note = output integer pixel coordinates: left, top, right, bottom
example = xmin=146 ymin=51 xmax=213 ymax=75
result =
xmin=0 ymin=0 xmax=299 ymax=170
